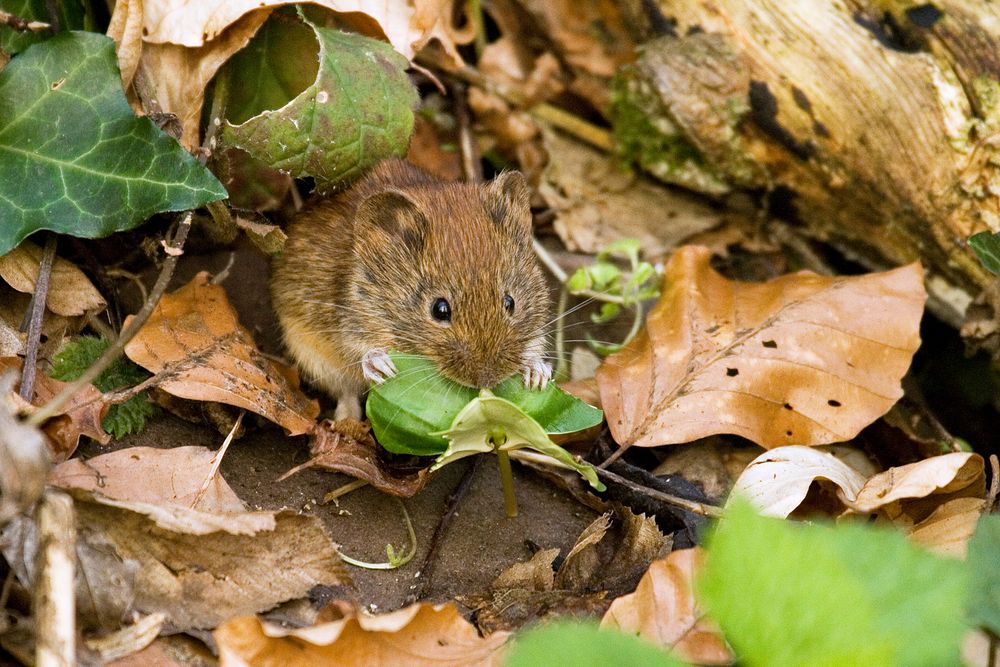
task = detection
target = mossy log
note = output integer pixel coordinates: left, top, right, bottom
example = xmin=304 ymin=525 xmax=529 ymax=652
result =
xmin=612 ymin=0 xmax=1000 ymax=325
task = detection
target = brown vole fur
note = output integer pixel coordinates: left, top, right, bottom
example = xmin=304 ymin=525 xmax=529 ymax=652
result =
xmin=271 ymin=159 xmax=551 ymax=419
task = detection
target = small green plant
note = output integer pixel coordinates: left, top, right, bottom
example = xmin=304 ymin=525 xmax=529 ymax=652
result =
xmin=365 ymin=353 xmax=604 ymax=516
xmin=556 ymin=239 xmax=661 ymax=375
xmin=51 ymin=336 xmax=158 ymax=438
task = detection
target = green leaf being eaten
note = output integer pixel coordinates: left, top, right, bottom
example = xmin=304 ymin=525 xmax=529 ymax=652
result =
xmin=967 ymin=514 xmax=1000 ymax=636
xmin=220 ymin=10 xmax=418 ymax=192
xmin=366 ymin=353 xmax=604 ymax=488
xmin=504 ymin=622 xmax=688 ymax=667
xmin=700 ymin=499 xmax=969 ymax=667
xmin=969 ymin=231 xmax=1000 ymax=277
xmin=51 ymin=336 xmax=158 ymax=439
xmin=0 ymin=31 xmax=228 ymax=255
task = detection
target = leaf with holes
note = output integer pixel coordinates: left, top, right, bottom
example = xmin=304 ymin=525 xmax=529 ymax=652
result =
xmin=221 ymin=11 xmax=418 ymax=192
xmin=0 ymin=32 xmax=227 ymax=255
xmin=597 ymin=246 xmax=925 ymax=448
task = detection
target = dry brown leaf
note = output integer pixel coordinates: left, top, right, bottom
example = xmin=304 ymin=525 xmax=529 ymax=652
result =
xmin=405 ymin=115 xmax=463 ymax=181
xmin=491 ymin=548 xmax=560 ymax=592
xmin=846 ymin=452 xmax=985 ymax=515
xmin=1 ymin=357 xmax=110 ymax=460
xmin=908 ymin=497 xmax=986 ymax=558
xmin=0 ymin=373 xmax=49 ymax=526
xmin=215 ymin=603 xmax=509 ymax=666
xmin=279 ymin=419 xmax=432 ymax=497
xmin=0 ymin=286 xmax=75 ymax=359
xmin=729 ymin=445 xmax=868 ymax=518
xmin=51 ymin=445 xmax=246 ymax=512
xmin=539 ymin=129 xmax=722 ymax=256
xmin=233 ymin=215 xmax=287 ymax=255
xmin=123 ymin=271 xmax=318 ymax=435
xmin=601 ymin=548 xmax=732 ymax=665
xmin=0 ymin=241 xmax=106 ymax=316
xmin=11 ymin=479 xmax=348 ymax=631
xmin=140 ymin=9 xmax=271 ymax=148
xmin=597 ymin=246 xmax=926 ymax=448
xmin=107 ymin=0 xmax=144 ymax=88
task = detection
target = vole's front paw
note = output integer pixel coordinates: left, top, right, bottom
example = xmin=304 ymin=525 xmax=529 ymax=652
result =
xmin=362 ymin=348 xmax=397 ymax=384
xmin=522 ymin=357 xmax=552 ymax=391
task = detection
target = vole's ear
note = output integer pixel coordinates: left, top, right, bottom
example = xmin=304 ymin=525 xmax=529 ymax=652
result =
xmin=486 ymin=171 xmax=532 ymax=242
xmin=354 ymin=190 xmax=427 ymax=253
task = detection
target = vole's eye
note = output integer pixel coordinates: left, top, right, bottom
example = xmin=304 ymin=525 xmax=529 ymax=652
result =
xmin=503 ymin=293 xmax=515 ymax=314
xmin=431 ymin=297 xmax=452 ymax=322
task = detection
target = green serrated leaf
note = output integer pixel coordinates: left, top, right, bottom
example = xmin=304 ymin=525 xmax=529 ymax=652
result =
xmin=505 ymin=622 xmax=688 ymax=667
xmin=0 ymin=0 xmax=86 ymax=55
xmin=366 ymin=353 xmax=603 ymax=456
xmin=429 ymin=390 xmax=604 ymax=491
xmin=51 ymin=336 xmax=157 ymax=439
xmin=0 ymin=31 xmax=227 ymax=255
xmin=967 ymin=514 xmax=1000 ymax=635
xmin=700 ymin=499 xmax=968 ymax=667
xmin=969 ymin=231 xmax=1000 ymax=277
xmin=221 ymin=12 xmax=418 ymax=191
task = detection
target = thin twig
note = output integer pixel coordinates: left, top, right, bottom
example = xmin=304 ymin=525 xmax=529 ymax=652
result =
xmin=595 ymin=466 xmax=723 ymax=518
xmin=987 ymin=454 xmax=1000 ymax=515
xmin=453 ymin=81 xmax=482 ymax=183
xmin=191 ymin=410 xmax=245 ymax=509
xmin=34 ymin=489 xmax=75 ymax=667
xmin=20 ymin=235 xmax=57 ymax=402
xmin=531 ymin=239 xmax=627 ymax=304
xmin=27 ymin=213 xmax=193 ymax=427
xmin=0 ymin=10 xmax=50 ymax=32
xmin=469 ymin=0 xmax=487 ymax=58
xmin=415 ymin=457 xmax=482 ymax=599
xmin=323 ymin=479 xmax=369 ymax=503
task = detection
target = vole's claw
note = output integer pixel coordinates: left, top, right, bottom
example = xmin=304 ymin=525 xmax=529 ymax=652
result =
xmin=522 ymin=358 xmax=552 ymax=391
xmin=362 ymin=348 xmax=397 ymax=384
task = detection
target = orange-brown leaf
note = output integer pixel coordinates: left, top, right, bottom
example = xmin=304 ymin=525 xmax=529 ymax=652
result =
xmin=597 ymin=246 xmax=925 ymax=448
xmin=601 ymin=548 xmax=732 ymax=665
xmin=215 ymin=604 xmax=509 ymax=667
xmin=123 ymin=272 xmax=318 ymax=435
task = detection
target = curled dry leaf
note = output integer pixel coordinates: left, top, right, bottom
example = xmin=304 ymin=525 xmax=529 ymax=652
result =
xmin=539 ymin=128 xmax=722 ymax=256
xmin=0 ymin=240 xmax=106 ymax=316
xmin=106 ymin=0 xmax=144 ymax=89
xmin=730 ymin=445 xmax=868 ymax=518
xmin=123 ymin=271 xmax=319 ymax=435
xmin=601 ymin=548 xmax=733 ymax=666
xmin=215 ymin=603 xmax=509 ymax=667
xmin=597 ymin=246 xmax=926 ymax=448
xmin=909 ymin=497 xmax=986 ymax=558
xmin=845 ymin=452 xmax=985 ymax=515
xmin=1 ymin=357 xmax=110 ymax=461
xmin=279 ymin=419 xmax=432 ymax=498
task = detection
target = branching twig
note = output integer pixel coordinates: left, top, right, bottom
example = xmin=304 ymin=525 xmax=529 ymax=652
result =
xmin=594 ymin=466 xmax=724 ymax=518
xmin=0 ymin=10 xmax=50 ymax=32
xmin=27 ymin=213 xmax=193 ymax=427
xmin=19 ymin=235 xmax=57 ymax=402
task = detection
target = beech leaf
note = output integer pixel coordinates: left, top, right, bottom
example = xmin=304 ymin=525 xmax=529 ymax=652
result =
xmin=123 ymin=272 xmax=319 ymax=435
xmin=597 ymin=246 xmax=925 ymax=448
xmin=601 ymin=548 xmax=732 ymax=665
xmin=0 ymin=32 xmax=227 ymax=255
xmin=844 ymin=452 xmax=985 ymax=515
xmin=215 ymin=603 xmax=509 ymax=666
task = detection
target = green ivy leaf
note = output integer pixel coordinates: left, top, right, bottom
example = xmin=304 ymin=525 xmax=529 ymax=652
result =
xmin=700 ymin=499 xmax=969 ymax=667
xmin=0 ymin=31 xmax=227 ymax=255
xmin=51 ymin=336 xmax=158 ymax=439
xmin=967 ymin=514 xmax=1000 ymax=635
xmin=969 ymin=231 xmax=1000 ymax=277
xmin=505 ymin=622 xmax=688 ymax=667
xmin=0 ymin=0 xmax=87 ymax=55
xmin=221 ymin=11 xmax=418 ymax=192
xmin=366 ymin=354 xmax=603 ymax=456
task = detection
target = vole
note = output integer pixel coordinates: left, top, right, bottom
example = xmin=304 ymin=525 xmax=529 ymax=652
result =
xmin=271 ymin=159 xmax=552 ymax=420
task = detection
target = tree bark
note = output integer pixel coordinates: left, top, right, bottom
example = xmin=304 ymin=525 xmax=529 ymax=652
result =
xmin=609 ymin=0 xmax=1000 ymax=325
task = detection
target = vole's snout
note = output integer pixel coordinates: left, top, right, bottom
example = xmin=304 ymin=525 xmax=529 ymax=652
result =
xmin=440 ymin=340 xmax=512 ymax=389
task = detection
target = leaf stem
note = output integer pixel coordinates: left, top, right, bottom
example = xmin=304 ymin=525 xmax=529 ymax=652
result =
xmin=19 ymin=235 xmax=57 ymax=402
xmin=27 ymin=213 xmax=192 ymax=427
xmin=497 ymin=449 xmax=518 ymax=518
